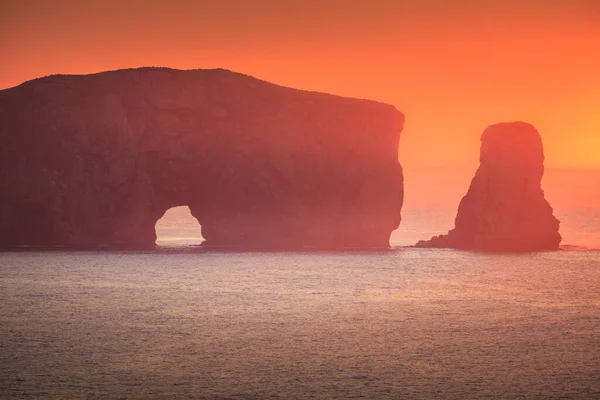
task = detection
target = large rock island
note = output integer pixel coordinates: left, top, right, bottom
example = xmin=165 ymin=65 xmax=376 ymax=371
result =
xmin=0 ymin=68 xmax=404 ymax=249
xmin=416 ymin=122 xmax=561 ymax=251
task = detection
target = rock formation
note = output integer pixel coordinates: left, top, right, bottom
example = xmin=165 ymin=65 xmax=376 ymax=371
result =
xmin=0 ymin=68 xmax=404 ymax=249
xmin=416 ymin=122 xmax=561 ymax=251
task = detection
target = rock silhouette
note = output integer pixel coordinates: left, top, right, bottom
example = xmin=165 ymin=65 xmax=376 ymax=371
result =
xmin=0 ymin=68 xmax=404 ymax=249
xmin=416 ymin=122 xmax=561 ymax=251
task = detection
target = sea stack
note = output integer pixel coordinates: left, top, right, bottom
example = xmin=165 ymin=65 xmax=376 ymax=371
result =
xmin=0 ymin=68 xmax=404 ymax=249
xmin=416 ymin=122 xmax=561 ymax=251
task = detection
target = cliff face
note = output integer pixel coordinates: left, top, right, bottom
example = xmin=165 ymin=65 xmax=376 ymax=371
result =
xmin=416 ymin=122 xmax=561 ymax=251
xmin=0 ymin=68 xmax=404 ymax=249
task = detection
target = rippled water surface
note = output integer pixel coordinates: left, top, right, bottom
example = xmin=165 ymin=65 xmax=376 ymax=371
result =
xmin=1 ymin=249 xmax=600 ymax=399
xmin=2 ymin=168 xmax=600 ymax=399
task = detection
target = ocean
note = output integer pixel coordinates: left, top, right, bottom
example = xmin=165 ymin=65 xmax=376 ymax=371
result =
xmin=1 ymin=168 xmax=599 ymax=399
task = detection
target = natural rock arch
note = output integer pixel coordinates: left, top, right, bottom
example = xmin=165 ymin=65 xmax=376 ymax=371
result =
xmin=0 ymin=68 xmax=404 ymax=250
xmin=154 ymin=206 xmax=203 ymax=246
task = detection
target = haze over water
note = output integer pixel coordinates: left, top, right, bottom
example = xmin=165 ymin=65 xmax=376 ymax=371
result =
xmin=2 ymin=0 xmax=599 ymax=397
xmin=1 ymin=168 xmax=599 ymax=399
xmin=155 ymin=168 xmax=600 ymax=249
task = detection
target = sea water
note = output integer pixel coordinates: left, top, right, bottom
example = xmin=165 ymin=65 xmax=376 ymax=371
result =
xmin=1 ymin=168 xmax=599 ymax=399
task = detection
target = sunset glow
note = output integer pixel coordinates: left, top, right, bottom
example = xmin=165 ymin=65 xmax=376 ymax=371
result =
xmin=2 ymin=0 xmax=599 ymax=168
xmin=3 ymin=3 xmax=600 ymax=398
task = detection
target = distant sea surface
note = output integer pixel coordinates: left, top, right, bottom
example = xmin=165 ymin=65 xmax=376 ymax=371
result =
xmin=1 ymin=168 xmax=599 ymax=399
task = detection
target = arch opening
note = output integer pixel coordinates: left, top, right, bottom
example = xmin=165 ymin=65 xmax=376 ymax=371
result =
xmin=154 ymin=206 xmax=204 ymax=247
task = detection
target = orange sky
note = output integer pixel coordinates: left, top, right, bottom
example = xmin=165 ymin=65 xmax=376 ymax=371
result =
xmin=1 ymin=0 xmax=599 ymax=168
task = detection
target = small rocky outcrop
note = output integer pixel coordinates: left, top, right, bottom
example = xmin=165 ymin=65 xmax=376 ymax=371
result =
xmin=0 ymin=68 xmax=404 ymax=249
xmin=416 ymin=122 xmax=561 ymax=251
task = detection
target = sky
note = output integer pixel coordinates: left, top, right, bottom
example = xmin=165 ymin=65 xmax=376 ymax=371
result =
xmin=1 ymin=0 xmax=599 ymax=169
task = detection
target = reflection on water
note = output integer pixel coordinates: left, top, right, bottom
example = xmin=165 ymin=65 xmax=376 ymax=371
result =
xmin=1 ymin=249 xmax=599 ymax=398
xmin=2 ymin=168 xmax=599 ymax=398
